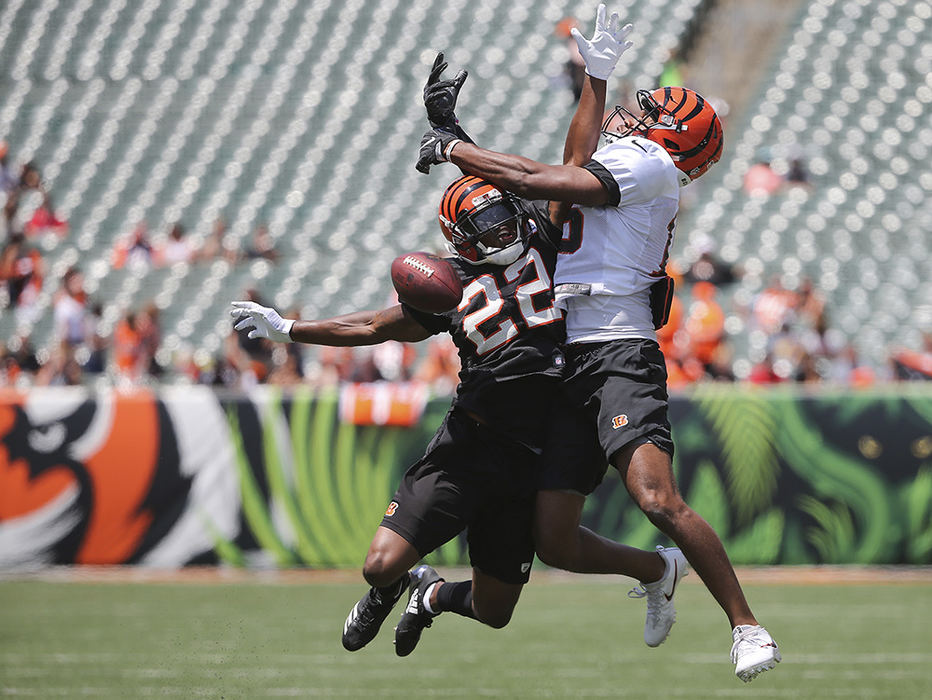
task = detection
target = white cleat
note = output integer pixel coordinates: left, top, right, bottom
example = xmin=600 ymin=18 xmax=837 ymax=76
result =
xmin=628 ymin=546 xmax=689 ymax=647
xmin=731 ymin=625 xmax=781 ymax=682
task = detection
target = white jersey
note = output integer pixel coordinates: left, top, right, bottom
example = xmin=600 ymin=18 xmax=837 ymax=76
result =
xmin=554 ymin=136 xmax=680 ymax=343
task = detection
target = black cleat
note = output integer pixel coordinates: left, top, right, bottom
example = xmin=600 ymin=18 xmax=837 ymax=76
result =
xmin=342 ymin=573 xmax=410 ymax=652
xmin=394 ymin=564 xmax=443 ymax=657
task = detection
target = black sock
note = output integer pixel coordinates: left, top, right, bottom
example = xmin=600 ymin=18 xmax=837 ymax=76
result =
xmin=376 ymin=575 xmax=407 ymax=601
xmin=434 ymin=580 xmax=477 ymax=620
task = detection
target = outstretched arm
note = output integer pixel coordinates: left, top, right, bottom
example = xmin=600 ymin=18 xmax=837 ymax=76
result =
xmin=446 ymin=142 xmax=609 ymax=206
xmin=549 ymin=74 xmax=610 ymax=224
xmin=417 ymin=5 xmax=632 ymax=213
xmin=562 ymin=6 xmax=632 ymax=167
xmin=230 ymin=301 xmax=432 ymax=347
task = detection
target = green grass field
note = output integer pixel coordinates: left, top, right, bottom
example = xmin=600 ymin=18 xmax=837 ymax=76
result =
xmin=1 ymin=573 xmax=930 ymax=699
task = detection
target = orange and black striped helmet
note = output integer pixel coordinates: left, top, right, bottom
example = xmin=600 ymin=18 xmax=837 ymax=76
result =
xmin=438 ymin=175 xmax=529 ymax=265
xmin=602 ymin=87 xmax=724 ymax=185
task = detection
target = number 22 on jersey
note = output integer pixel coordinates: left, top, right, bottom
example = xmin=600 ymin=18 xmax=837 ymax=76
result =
xmin=459 ymin=247 xmax=560 ymax=356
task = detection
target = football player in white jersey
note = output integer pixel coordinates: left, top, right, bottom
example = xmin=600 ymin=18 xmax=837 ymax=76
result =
xmin=417 ymin=4 xmax=779 ymax=683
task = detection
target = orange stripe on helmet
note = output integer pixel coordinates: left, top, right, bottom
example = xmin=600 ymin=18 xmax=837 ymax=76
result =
xmin=440 ymin=175 xmax=482 ymax=223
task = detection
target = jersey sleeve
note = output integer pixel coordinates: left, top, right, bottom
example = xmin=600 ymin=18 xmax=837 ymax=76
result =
xmin=589 ymin=139 xmax=669 ymax=206
xmin=582 ymin=160 xmax=621 ymax=206
xmin=401 ymin=302 xmax=450 ymax=336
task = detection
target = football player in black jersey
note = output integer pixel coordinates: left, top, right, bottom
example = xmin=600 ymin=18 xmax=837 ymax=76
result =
xmin=231 ymin=171 xmax=663 ymax=656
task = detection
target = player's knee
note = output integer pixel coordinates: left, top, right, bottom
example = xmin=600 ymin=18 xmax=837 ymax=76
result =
xmin=361 ymin=551 xmax=402 ymax=588
xmin=476 ymin=605 xmax=514 ymax=629
xmin=638 ymin=491 xmax=688 ymax=531
xmin=535 ymin=536 xmax=572 ymax=570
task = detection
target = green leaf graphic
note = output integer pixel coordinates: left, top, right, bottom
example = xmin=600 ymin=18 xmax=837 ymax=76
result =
xmin=686 ymin=460 xmax=730 ymax=538
xmin=725 ymin=509 xmax=784 ymax=565
xmin=797 ymin=495 xmax=856 ymax=563
xmin=695 ymin=387 xmax=778 ymax=524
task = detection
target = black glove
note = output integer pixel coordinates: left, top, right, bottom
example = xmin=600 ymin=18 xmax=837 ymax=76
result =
xmin=415 ymin=128 xmax=463 ymax=174
xmin=424 ymin=52 xmax=468 ymax=130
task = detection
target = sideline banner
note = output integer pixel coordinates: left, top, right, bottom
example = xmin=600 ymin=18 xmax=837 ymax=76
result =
xmin=1 ymin=386 xmax=930 ymax=569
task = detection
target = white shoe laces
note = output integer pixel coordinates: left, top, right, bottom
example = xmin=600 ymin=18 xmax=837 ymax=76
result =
xmin=628 ymin=582 xmax=667 ymax=626
xmin=731 ymin=625 xmax=767 ymax=662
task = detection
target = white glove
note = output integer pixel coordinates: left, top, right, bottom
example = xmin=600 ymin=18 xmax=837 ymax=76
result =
xmin=230 ymin=301 xmax=294 ymax=343
xmin=571 ymin=4 xmax=634 ymax=81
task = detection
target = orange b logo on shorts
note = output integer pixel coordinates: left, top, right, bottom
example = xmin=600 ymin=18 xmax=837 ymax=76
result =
xmin=611 ymin=414 xmax=629 ymax=430
xmin=384 ymin=501 xmax=398 ymax=517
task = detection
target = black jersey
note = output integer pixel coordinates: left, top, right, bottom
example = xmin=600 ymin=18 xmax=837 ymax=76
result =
xmin=405 ymin=202 xmax=565 ymax=448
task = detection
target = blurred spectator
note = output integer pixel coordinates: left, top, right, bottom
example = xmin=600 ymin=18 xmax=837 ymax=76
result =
xmin=743 ymin=152 xmax=783 ymax=197
xmin=748 ymin=353 xmax=782 ymax=384
xmin=751 ymin=276 xmax=797 ymax=335
xmin=0 ymin=337 xmax=41 ymax=387
xmin=2 ymin=335 xmax=40 ymax=385
xmin=267 ymin=346 xmax=303 ymax=386
xmin=112 ymin=311 xmax=144 ymax=379
xmin=83 ymin=302 xmax=107 ymax=375
xmin=786 ymin=157 xmax=811 ymax=189
xmin=0 ymin=233 xmax=44 ymax=323
xmin=704 ymin=343 xmax=736 ymax=382
xmin=348 ymin=347 xmax=383 ymax=383
xmin=161 ymin=222 xmax=195 ymax=265
xmin=794 ymin=352 xmax=822 ymax=383
xmin=656 ymin=294 xmax=685 ymax=362
xmin=0 ymin=343 xmax=20 ymax=386
xmin=136 ymin=302 xmax=162 ymax=377
xmin=315 ymin=346 xmax=357 ymax=386
xmin=890 ymin=333 xmax=932 ymax=381
xmin=555 ymin=16 xmax=586 ymax=102
xmin=18 ymin=162 xmax=42 ymax=192
xmin=414 ymin=336 xmax=460 ymax=395
xmin=224 ymin=328 xmax=268 ymax=388
xmin=684 ymin=281 xmax=726 ymax=371
xmin=35 ymin=345 xmax=83 ymax=386
xmin=199 ymin=216 xmax=238 ymax=263
xmin=53 ymin=267 xmax=89 ymax=349
xmin=373 ymin=340 xmax=417 ymax=382
xmin=24 ymin=192 xmax=68 ymax=237
xmin=0 ymin=140 xmax=16 ymax=193
xmin=684 ymin=238 xmax=740 ymax=286
xmin=113 ymin=221 xmax=155 ymax=269
xmin=794 ymin=277 xmax=824 ymax=329
xmin=244 ymin=224 xmax=279 ymax=262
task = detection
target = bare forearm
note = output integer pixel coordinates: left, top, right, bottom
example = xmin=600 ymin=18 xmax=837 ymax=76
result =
xmin=552 ymin=75 xmax=607 ymax=223
xmin=563 ymin=76 xmax=607 ymax=166
xmin=448 ymin=143 xmax=550 ymax=198
xmin=288 ymin=305 xmax=431 ymax=346
xmin=289 ymin=311 xmax=383 ymax=346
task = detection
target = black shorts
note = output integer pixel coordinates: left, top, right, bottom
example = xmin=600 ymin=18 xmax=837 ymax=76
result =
xmin=380 ymin=409 xmax=537 ymax=584
xmin=539 ymin=338 xmax=673 ymax=496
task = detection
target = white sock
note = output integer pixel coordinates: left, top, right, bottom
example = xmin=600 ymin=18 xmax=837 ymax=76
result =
xmin=422 ymin=582 xmax=438 ymax=614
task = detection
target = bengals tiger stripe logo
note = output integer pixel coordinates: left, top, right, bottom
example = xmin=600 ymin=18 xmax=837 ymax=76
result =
xmin=384 ymin=501 xmax=398 ymax=517
xmin=611 ymin=414 xmax=629 ymax=430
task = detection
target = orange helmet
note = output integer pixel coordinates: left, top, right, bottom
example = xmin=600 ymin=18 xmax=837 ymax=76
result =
xmin=602 ymin=87 xmax=724 ymax=185
xmin=438 ymin=175 xmax=529 ymax=265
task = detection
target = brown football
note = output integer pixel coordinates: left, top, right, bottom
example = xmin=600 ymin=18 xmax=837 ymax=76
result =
xmin=391 ymin=251 xmax=463 ymax=313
